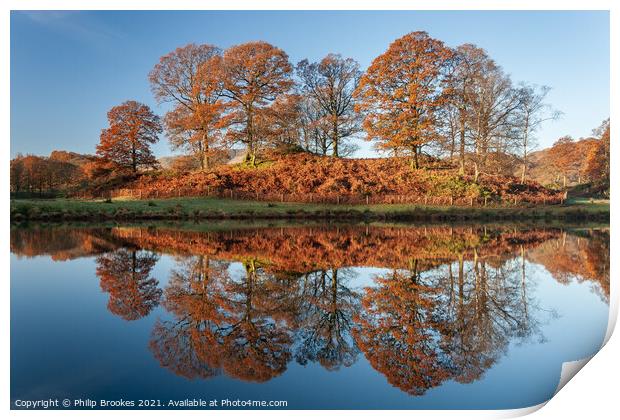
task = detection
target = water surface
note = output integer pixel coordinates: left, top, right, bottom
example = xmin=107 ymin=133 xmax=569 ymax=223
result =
xmin=10 ymin=223 xmax=609 ymax=409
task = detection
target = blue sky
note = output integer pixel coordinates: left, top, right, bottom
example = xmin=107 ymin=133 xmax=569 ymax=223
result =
xmin=10 ymin=10 xmax=610 ymax=158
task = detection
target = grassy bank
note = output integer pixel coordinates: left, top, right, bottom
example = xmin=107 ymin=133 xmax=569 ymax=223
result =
xmin=11 ymin=196 xmax=610 ymax=223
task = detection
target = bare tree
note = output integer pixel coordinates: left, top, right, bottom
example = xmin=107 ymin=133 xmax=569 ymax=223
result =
xmin=297 ymin=54 xmax=362 ymax=157
xmin=466 ymin=61 xmax=522 ymax=180
xmin=444 ymin=44 xmax=495 ymax=175
xmin=514 ymin=84 xmax=561 ymax=183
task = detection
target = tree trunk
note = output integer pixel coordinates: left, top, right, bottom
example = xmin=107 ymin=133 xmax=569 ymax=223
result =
xmin=332 ymin=117 xmax=339 ymax=157
xmin=521 ymin=120 xmax=530 ymax=184
xmin=202 ymin=132 xmax=209 ymax=170
xmin=132 ymin=144 xmax=137 ymax=174
xmin=520 ymin=245 xmax=529 ymax=320
xmin=246 ymin=105 xmax=256 ymax=167
xmin=410 ymin=147 xmax=419 ymax=170
xmin=459 ymin=109 xmax=466 ymax=175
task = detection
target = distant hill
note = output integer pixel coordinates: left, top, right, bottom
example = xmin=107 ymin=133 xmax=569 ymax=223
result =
xmin=158 ymin=149 xmax=246 ymax=171
xmin=49 ymin=150 xmax=95 ymax=167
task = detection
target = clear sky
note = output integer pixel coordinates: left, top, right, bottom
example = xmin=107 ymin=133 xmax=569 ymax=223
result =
xmin=10 ymin=10 xmax=610 ymax=158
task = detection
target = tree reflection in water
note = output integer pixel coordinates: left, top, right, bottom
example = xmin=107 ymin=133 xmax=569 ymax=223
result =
xmin=150 ymin=256 xmax=294 ymax=382
xmin=97 ymin=248 xmax=161 ymax=321
xmin=10 ymin=224 xmax=609 ymax=395
xmin=295 ymin=268 xmax=360 ymax=370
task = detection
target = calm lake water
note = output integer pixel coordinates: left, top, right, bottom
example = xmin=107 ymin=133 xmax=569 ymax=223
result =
xmin=10 ymin=223 xmax=609 ymax=410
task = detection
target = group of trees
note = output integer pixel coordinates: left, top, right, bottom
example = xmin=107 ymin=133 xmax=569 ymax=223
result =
xmin=526 ymin=118 xmax=610 ymax=189
xmin=585 ymin=119 xmax=611 ymax=182
xmin=10 ymin=152 xmax=86 ymax=195
xmin=146 ymin=41 xmax=363 ymax=169
xmin=434 ymin=43 xmax=562 ymax=180
xmin=92 ymin=31 xmax=567 ymax=181
xmin=11 ymin=32 xmax=609 ymax=197
xmin=11 ymin=31 xmax=608 ymax=196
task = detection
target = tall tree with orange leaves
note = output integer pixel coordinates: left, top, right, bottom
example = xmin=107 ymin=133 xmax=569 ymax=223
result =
xmin=354 ymin=32 xmax=455 ymax=169
xmin=96 ymin=101 xmax=162 ymax=174
xmin=221 ymin=41 xmax=293 ymax=167
xmin=149 ymin=44 xmax=225 ymax=170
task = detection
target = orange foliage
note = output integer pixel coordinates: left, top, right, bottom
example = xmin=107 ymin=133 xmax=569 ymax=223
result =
xmin=109 ymin=225 xmax=559 ymax=273
xmin=150 ymin=44 xmax=226 ymax=170
xmin=584 ymin=120 xmax=610 ymax=183
xmin=527 ymin=229 xmax=610 ymax=302
xmin=96 ymin=249 xmax=162 ymax=320
xmin=10 ymin=154 xmax=85 ymax=194
xmin=354 ymin=31 xmax=455 ymax=169
xmin=97 ymin=101 xmax=162 ymax=174
xmin=221 ymin=41 xmax=294 ymax=166
xmin=149 ymin=256 xmax=293 ymax=381
xmin=120 ymin=152 xmax=561 ymax=204
xmin=354 ymin=268 xmax=453 ymax=395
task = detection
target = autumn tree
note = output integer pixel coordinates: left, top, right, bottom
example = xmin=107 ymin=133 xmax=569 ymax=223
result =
xmin=297 ymin=54 xmax=362 ymax=157
xmin=149 ymin=256 xmax=229 ymax=379
xmin=354 ymin=32 xmax=455 ymax=169
xmin=545 ymin=135 xmax=598 ymax=187
xmin=221 ymin=41 xmax=294 ymax=167
xmin=19 ymin=155 xmax=47 ymax=194
xmin=256 ymin=93 xmax=304 ymax=152
xmin=149 ymin=44 xmax=225 ymax=169
xmin=217 ymin=258 xmax=294 ymax=381
xmin=96 ymin=101 xmax=162 ymax=174
xmin=584 ymin=118 xmax=610 ymax=184
xmin=10 ymin=155 xmax=25 ymax=193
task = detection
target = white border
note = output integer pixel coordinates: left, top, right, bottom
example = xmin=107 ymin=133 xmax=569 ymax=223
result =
xmin=3 ymin=1 xmax=617 ymax=419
